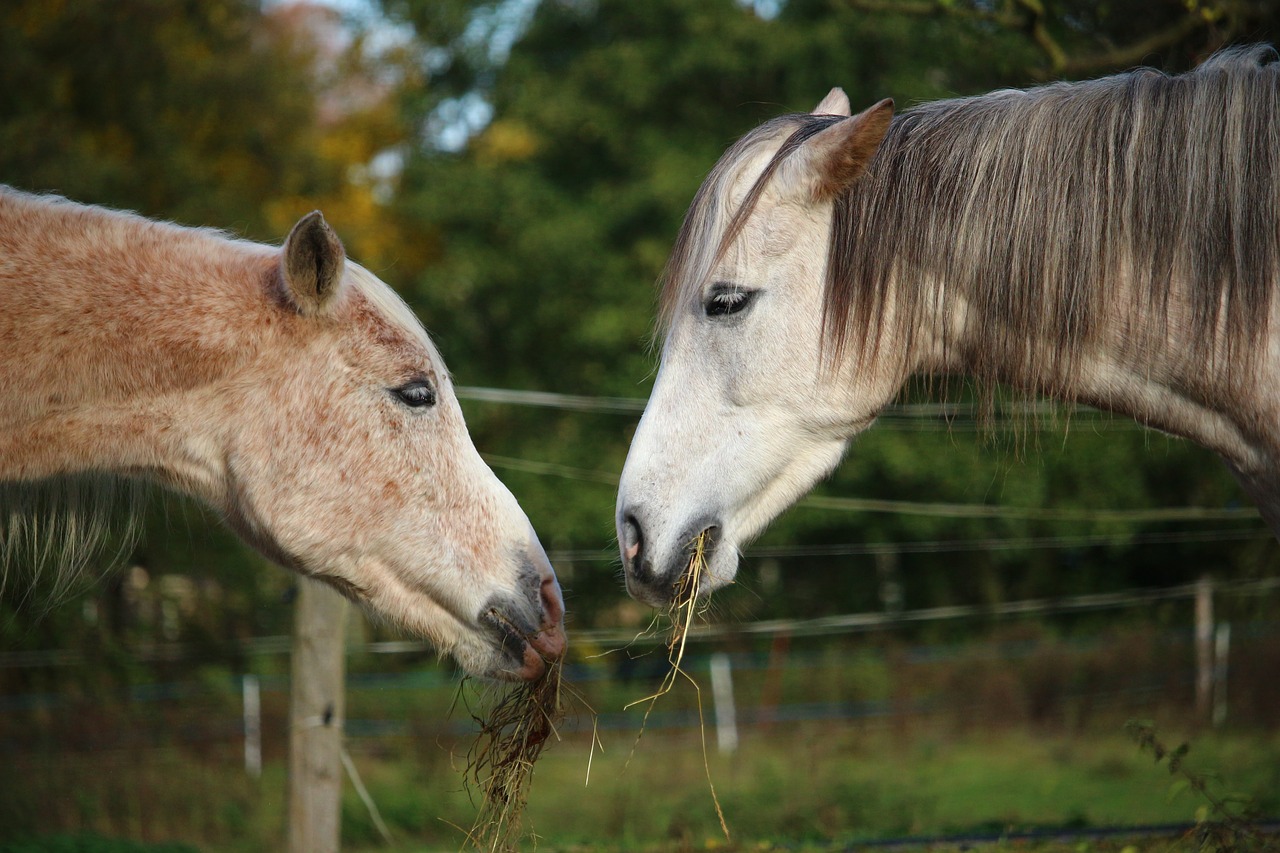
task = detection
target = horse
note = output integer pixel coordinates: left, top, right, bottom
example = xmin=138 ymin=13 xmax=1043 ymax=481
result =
xmin=616 ymin=45 xmax=1280 ymax=606
xmin=0 ymin=186 xmax=564 ymax=680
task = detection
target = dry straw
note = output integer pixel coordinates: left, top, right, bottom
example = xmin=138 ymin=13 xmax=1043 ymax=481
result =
xmin=624 ymin=529 xmax=731 ymax=841
xmin=462 ymin=657 xmax=566 ymax=852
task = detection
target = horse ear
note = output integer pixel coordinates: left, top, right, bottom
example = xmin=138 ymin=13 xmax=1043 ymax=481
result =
xmin=281 ymin=211 xmax=346 ymax=315
xmin=787 ymin=97 xmax=895 ymax=203
xmin=812 ymin=87 xmax=852 ymax=117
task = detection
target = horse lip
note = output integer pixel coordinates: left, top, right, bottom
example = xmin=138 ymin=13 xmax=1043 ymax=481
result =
xmin=672 ymin=521 xmax=720 ymax=596
xmin=481 ymin=605 xmax=566 ymax=681
xmin=509 ymin=644 xmax=548 ymax=681
xmin=693 ymin=523 xmax=722 ymax=559
xmin=529 ymin=621 xmax=567 ymax=661
xmin=625 ymin=571 xmax=671 ymax=607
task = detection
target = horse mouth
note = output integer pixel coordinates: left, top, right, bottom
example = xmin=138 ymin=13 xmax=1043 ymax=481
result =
xmin=481 ymin=607 xmax=566 ymax=682
xmin=626 ymin=522 xmax=722 ymax=608
xmin=682 ymin=523 xmax=721 ymax=592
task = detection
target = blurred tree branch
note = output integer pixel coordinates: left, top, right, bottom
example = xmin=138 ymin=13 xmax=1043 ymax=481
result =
xmin=844 ymin=0 xmax=1244 ymax=78
xmin=1050 ymin=13 xmax=1213 ymax=76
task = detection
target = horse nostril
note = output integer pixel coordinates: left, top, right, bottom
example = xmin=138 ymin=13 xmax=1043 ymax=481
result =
xmin=540 ymin=573 xmax=564 ymax=626
xmin=622 ymin=513 xmax=644 ymax=567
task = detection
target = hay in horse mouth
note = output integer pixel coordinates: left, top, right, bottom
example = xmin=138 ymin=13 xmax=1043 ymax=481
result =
xmin=681 ymin=524 xmax=722 ymax=591
xmin=622 ymin=527 xmax=732 ymax=841
xmin=465 ymin=657 xmax=566 ymax=852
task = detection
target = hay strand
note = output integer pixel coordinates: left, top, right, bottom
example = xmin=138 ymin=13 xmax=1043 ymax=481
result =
xmin=624 ymin=530 xmax=731 ymax=842
xmin=463 ymin=658 xmax=566 ymax=852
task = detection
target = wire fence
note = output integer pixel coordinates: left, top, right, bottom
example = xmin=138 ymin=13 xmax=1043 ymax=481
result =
xmin=4 ymin=576 xmax=1277 ymax=755
xmin=4 ymin=575 xmax=1278 ymax=851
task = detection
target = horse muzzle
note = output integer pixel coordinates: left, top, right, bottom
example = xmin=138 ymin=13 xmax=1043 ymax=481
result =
xmin=618 ymin=508 xmax=722 ymax=607
xmin=482 ymin=568 xmax=567 ymax=681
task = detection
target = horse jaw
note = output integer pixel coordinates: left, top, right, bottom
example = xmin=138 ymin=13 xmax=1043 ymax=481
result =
xmin=220 ymin=389 xmax=567 ymax=681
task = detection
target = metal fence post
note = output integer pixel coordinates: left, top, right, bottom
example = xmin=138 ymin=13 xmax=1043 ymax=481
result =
xmin=1195 ymin=575 xmax=1214 ymax=722
xmin=710 ymin=652 xmax=738 ymax=755
xmin=243 ymin=673 xmax=261 ymax=779
xmin=1213 ymin=621 xmax=1231 ymax=728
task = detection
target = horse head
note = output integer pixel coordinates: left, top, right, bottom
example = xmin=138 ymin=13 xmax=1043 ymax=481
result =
xmin=221 ymin=212 xmax=566 ymax=679
xmin=0 ymin=189 xmax=565 ymax=682
xmin=616 ymin=93 xmax=897 ymax=607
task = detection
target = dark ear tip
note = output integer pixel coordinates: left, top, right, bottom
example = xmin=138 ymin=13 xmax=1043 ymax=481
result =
xmin=294 ymin=210 xmax=329 ymax=234
xmin=290 ymin=210 xmax=343 ymax=256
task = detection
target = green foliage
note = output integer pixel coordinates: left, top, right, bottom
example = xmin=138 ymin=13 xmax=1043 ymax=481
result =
xmin=0 ymin=0 xmax=334 ymax=237
xmin=1126 ymin=720 xmax=1277 ymax=853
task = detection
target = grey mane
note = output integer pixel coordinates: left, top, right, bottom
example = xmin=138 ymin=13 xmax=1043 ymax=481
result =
xmin=834 ymin=43 xmax=1279 ymax=396
xmin=663 ymin=44 xmax=1280 ymax=405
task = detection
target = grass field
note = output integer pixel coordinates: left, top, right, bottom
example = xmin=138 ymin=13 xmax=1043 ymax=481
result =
xmin=4 ymin=624 xmax=1279 ymax=851
xmin=7 ymin=716 xmax=1276 ymax=851
xmin=349 ymin=720 xmax=1280 ymax=851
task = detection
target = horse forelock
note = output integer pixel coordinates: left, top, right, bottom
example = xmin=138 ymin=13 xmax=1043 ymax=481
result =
xmin=657 ymin=115 xmax=824 ymax=335
xmin=828 ymin=43 xmax=1280 ymax=395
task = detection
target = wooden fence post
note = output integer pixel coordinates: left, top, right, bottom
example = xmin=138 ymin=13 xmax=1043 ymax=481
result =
xmin=288 ymin=579 xmax=348 ymax=853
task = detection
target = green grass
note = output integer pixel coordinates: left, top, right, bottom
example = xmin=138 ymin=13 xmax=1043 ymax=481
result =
xmin=0 ymin=837 xmax=199 ymax=853
xmin=494 ymin=712 xmax=1274 ymax=845
xmin=333 ymin=720 xmax=1280 ymax=852
xmin=4 ymin=718 xmax=1277 ymax=852
xmin=8 ymin=624 xmax=1280 ymax=852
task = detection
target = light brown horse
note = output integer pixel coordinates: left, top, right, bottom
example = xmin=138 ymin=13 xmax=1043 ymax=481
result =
xmin=0 ymin=186 xmax=564 ymax=680
xmin=618 ymin=46 xmax=1280 ymax=605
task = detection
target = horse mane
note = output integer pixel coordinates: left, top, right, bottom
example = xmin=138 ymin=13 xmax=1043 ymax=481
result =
xmin=1 ymin=477 xmax=144 ymax=607
xmin=661 ymin=44 xmax=1280 ymax=403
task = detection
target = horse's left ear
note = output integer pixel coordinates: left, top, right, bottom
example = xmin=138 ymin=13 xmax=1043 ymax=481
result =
xmin=281 ymin=211 xmax=346 ymax=315
xmin=786 ymin=98 xmax=895 ymax=203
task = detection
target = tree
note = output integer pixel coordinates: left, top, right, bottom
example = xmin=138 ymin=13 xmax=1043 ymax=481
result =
xmin=845 ymin=0 xmax=1280 ymax=79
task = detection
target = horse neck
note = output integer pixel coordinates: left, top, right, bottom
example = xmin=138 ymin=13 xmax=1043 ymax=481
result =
xmin=0 ymin=190 xmax=276 ymax=490
xmin=911 ymin=271 xmax=1277 ymax=474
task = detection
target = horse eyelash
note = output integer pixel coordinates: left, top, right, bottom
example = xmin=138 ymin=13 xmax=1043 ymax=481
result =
xmin=705 ymin=284 xmax=756 ymax=317
xmin=390 ymin=379 xmax=436 ymax=408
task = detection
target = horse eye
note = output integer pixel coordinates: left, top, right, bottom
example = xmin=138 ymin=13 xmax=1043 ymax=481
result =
xmin=704 ymin=284 xmax=757 ymax=318
xmin=390 ymin=379 xmax=436 ymax=408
